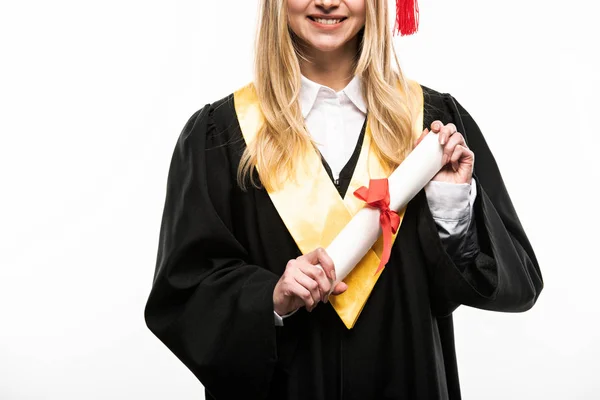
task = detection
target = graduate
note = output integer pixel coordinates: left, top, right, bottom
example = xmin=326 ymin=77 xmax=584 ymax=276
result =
xmin=144 ymin=0 xmax=543 ymax=398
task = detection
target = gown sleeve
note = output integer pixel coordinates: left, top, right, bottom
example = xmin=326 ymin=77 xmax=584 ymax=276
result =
xmin=144 ymin=105 xmax=279 ymax=399
xmin=418 ymin=95 xmax=544 ymax=317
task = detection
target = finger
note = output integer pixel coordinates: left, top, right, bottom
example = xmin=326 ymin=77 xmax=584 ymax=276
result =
xmin=442 ymin=131 xmax=465 ymax=165
xmin=300 ymin=248 xmax=336 ymax=282
xmin=331 ymin=281 xmax=348 ymax=295
xmin=449 ymin=145 xmax=474 ymax=173
xmin=299 ymin=263 xmax=331 ymax=302
xmin=430 ymin=120 xmax=443 ymax=133
xmin=438 ymin=123 xmax=457 ymax=146
xmin=449 ymin=131 xmax=465 ymax=146
xmin=298 ymin=248 xmax=320 ymax=265
xmin=288 ymin=279 xmax=316 ymax=311
xmin=294 ymin=274 xmax=321 ymax=311
xmin=316 ymin=247 xmax=336 ymax=282
xmin=450 ymin=144 xmax=474 ymax=162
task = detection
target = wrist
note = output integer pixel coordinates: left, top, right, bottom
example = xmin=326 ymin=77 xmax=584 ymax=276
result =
xmin=274 ymin=304 xmax=288 ymax=316
xmin=431 ymin=173 xmax=472 ymax=184
xmin=273 ymin=293 xmax=288 ymax=316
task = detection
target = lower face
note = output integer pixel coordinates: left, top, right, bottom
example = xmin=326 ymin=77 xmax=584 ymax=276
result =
xmin=286 ymin=0 xmax=366 ymax=53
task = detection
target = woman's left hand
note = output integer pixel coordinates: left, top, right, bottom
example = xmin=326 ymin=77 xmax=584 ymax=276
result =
xmin=424 ymin=120 xmax=474 ymax=184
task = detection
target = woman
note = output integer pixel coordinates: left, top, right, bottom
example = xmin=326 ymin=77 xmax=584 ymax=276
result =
xmin=144 ymin=0 xmax=543 ymax=399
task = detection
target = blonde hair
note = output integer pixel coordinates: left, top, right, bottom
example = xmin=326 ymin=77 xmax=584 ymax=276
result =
xmin=238 ymin=0 xmax=418 ymax=190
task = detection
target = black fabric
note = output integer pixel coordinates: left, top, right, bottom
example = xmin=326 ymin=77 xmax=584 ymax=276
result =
xmin=144 ymin=86 xmax=543 ymax=400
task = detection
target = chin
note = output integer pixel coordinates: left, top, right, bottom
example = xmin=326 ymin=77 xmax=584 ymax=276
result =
xmin=304 ymin=37 xmax=348 ymax=53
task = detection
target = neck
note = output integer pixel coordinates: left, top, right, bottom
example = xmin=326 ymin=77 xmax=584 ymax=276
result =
xmin=298 ymin=37 xmax=359 ymax=91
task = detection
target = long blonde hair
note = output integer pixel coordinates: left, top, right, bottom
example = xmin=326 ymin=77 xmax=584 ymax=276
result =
xmin=238 ymin=0 xmax=418 ymax=190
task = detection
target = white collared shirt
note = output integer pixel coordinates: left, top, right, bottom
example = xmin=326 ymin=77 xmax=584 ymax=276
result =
xmin=300 ymin=75 xmax=367 ymax=180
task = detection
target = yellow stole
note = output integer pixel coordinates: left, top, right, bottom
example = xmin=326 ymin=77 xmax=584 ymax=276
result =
xmin=234 ymin=82 xmax=424 ymax=329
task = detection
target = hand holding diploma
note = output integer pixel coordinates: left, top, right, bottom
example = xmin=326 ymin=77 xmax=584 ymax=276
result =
xmin=273 ymin=248 xmax=348 ymax=315
xmin=427 ymin=120 xmax=474 ymax=185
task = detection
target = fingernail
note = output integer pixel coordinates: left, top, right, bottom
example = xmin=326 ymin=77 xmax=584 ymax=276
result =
xmin=332 ymin=270 xmax=337 ymax=282
xmin=440 ymin=137 xmax=446 ymax=145
xmin=324 ymin=295 xmax=329 ymax=304
xmin=434 ymin=123 xmax=440 ymax=129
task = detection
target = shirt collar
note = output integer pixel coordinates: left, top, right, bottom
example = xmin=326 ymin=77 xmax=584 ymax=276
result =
xmin=342 ymin=75 xmax=367 ymax=114
xmin=299 ymin=75 xmax=367 ymax=118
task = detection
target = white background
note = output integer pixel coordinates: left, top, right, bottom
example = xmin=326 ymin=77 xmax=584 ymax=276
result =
xmin=1 ymin=0 xmax=598 ymax=399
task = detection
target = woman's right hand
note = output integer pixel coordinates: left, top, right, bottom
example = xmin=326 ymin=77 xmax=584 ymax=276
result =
xmin=273 ymin=247 xmax=348 ymax=316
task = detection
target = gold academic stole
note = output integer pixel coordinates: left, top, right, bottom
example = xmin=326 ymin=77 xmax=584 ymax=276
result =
xmin=234 ymin=82 xmax=424 ymax=328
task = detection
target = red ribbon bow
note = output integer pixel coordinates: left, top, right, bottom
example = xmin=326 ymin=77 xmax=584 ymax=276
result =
xmin=354 ymin=179 xmax=400 ymax=275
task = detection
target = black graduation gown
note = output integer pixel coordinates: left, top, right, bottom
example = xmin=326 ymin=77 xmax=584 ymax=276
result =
xmin=144 ymin=86 xmax=543 ymax=400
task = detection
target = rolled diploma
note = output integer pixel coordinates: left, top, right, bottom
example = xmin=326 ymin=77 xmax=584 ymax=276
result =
xmin=327 ymin=132 xmax=444 ymax=286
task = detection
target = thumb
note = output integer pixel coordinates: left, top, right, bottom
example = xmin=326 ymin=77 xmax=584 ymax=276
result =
xmin=331 ymin=282 xmax=348 ymax=295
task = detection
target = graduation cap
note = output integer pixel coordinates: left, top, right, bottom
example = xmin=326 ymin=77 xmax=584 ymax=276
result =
xmin=395 ymin=0 xmax=419 ymax=36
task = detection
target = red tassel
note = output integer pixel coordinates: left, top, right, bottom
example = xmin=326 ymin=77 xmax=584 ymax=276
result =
xmin=395 ymin=0 xmax=419 ymax=36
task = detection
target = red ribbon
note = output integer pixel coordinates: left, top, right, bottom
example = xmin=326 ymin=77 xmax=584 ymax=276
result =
xmin=354 ymin=179 xmax=400 ymax=275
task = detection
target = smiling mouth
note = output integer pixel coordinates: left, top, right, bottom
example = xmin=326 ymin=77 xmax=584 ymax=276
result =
xmin=308 ymin=16 xmax=347 ymax=25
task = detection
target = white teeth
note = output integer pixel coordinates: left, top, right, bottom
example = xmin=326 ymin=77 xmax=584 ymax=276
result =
xmin=313 ymin=18 xmax=342 ymax=25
